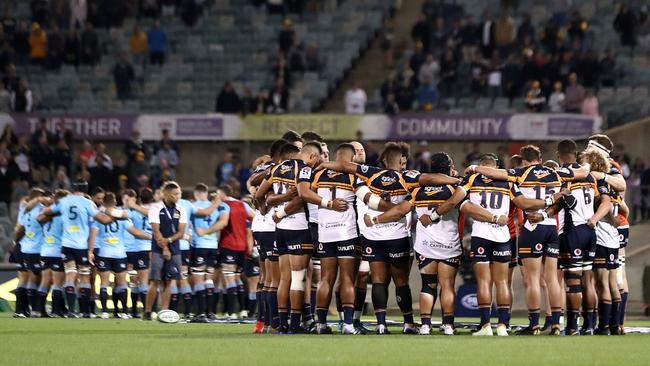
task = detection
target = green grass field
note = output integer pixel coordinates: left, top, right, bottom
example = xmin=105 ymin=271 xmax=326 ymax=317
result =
xmin=1 ymin=314 xmax=650 ymax=365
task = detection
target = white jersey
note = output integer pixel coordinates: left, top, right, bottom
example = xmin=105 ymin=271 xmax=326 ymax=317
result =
xmin=460 ymin=173 xmax=520 ymax=243
xmin=307 ymin=203 xmax=318 ymax=224
xmin=311 ymin=170 xmax=360 ymax=243
xmin=410 ymin=185 xmax=462 ymax=259
xmin=558 ymin=168 xmax=599 ymax=235
xmin=354 ymin=165 xmax=410 ymax=241
xmin=268 ymin=160 xmax=310 ymax=231
xmin=595 ymin=179 xmax=620 ymax=249
xmin=251 ymin=208 xmax=276 ymax=233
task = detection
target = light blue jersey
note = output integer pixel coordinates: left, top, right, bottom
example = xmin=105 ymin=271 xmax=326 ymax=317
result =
xmin=125 ymin=207 xmax=152 ymax=252
xmin=191 ymin=200 xmax=225 ymax=249
xmin=19 ymin=203 xmax=45 ymax=254
xmin=40 ymin=214 xmax=63 ymax=257
xmin=93 ymin=219 xmax=133 ymax=259
xmin=177 ymin=199 xmax=195 ymax=251
xmin=51 ymin=194 xmax=99 ymax=250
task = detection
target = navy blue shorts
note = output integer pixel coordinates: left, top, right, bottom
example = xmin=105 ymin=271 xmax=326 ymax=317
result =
xmin=559 ymin=224 xmax=596 ymax=270
xmin=415 ymin=251 xmax=461 ymax=269
xmin=245 ymin=257 xmax=261 ymax=277
xmin=509 ymin=237 xmax=518 ymax=267
xmin=21 ymin=253 xmax=43 ymax=272
xmin=275 ymin=228 xmax=313 ymax=256
xmin=8 ymin=244 xmax=26 ymax=271
xmin=191 ymin=248 xmax=219 ymax=268
xmin=309 ymin=222 xmax=320 ymax=258
xmin=41 ymin=256 xmax=64 ymax=272
xmin=618 ymin=228 xmax=629 ymax=249
xmin=96 ymin=257 xmax=127 ymax=273
xmin=593 ymin=246 xmax=619 ymax=270
xmin=253 ymin=231 xmax=277 ymax=261
xmin=518 ymin=225 xmax=560 ymax=259
xmin=126 ymin=251 xmax=151 ymax=270
xmin=61 ymin=247 xmax=90 ymax=266
xmin=362 ymin=236 xmax=410 ymax=264
xmin=219 ymin=248 xmax=246 ymax=269
xmin=470 ymin=237 xmax=511 ymax=264
xmin=316 ymin=238 xmax=361 ymax=258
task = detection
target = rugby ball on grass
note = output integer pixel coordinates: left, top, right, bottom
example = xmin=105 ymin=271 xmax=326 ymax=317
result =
xmin=156 ymin=309 xmax=180 ymax=324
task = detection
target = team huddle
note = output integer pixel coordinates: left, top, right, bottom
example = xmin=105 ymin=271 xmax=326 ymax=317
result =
xmin=9 ymin=130 xmax=630 ymax=336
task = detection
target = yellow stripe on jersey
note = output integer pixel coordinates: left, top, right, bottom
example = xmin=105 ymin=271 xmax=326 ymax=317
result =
xmin=467 ymin=187 xmax=511 ymax=193
xmin=272 ymin=177 xmax=296 ymax=185
xmin=317 ymin=182 xmax=354 ymax=191
xmin=518 ymin=181 xmax=561 ymax=187
xmin=413 ymin=199 xmax=446 ymax=207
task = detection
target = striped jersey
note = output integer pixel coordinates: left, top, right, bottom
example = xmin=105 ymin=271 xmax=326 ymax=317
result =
xmin=311 ymin=169 xmax=363 ymax=243
xmin=267 ymin=159 xmax=311 ymax=230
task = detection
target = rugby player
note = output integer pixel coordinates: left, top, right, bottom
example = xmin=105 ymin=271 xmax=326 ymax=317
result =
xmin=144 ymin=181 xmax=189 ymax=320
xmin=212 ymin=185 xmax=255 ymax=319
xmin=123 ymin=188 xmax=155 ymax=318
xmin=587 ymin=134 xmax=629 ymax=333
xmin=467 ymin=145 xmax=590 ymax=335
xmin=36 ymin=190 xmax=68 ymax=317
xmin=507 ymin=154 xmax=525 ymax=324
xmin=248 ymin=139 xmax=291 ymax=333
xmin=40 ymin=181 xmax=121 ymax=318
xmin=303 ymin=143 xmax=392 ymax=334
xmin=258 ymin=142 xmax=322 ymax=333
xmin=89 ymin=192 xmax=151 ymax=319
xmin=189 ymin=183 xmax=229 ymax=322
xmin=318 ymin=142 xmax=460 ymax=334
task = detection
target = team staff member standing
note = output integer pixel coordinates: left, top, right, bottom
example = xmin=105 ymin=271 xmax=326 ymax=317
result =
xmin=144 ymin=181 xmax=188 ymax=320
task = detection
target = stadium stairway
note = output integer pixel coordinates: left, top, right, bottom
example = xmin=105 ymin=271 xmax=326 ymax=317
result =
xmin=323 ymin=0 xmax=425 ymax=112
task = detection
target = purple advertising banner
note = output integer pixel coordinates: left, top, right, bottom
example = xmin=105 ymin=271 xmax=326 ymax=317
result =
xmin=547 ymin=116 xmax=595 ymax=136
xmin=390 ymin=114 xmax=510 ymax=140
xmin=11 ymin=114 xmax=137 ymax=140
xmin=176 ymin=117 xmax=224 ymax=137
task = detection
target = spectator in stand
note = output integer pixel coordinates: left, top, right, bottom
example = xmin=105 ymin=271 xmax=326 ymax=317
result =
xmin=287 ymin=38 xmax=305 ymax=74
xmin=399 ymin=62 xmax=415 ymax=87
xmin=139 ymin=0 xmax=161 ymax=18
xmin=580 ymin=89 xmax=599 ymax=117
xmin=215 ymin=81 xmax=242 ymax=113
xmin=548 ymin=81 xmax=565 ymax=112
xmin=487 ymin=54 xmax=503 ymax=106
xmin=129 ymin=24 xmax=148 ymax=67
xmin=525 ymin=80 xmax=545 ymax=112
xmin=564 ymin=72 xmax=585 ymax=113
xmin=3 ymin=63 xmax=19 ymax=92
xmin=240 ymin=88 xmax=256 ymax=115
xmin=430 ymin=18 xmax=448 ymax=56
xmin=1 ymin=7 xmax=17 ymax=38
xmin=1 ymin=124 xmax=17 ymax=147
xmin=12 ymin=21 xmax=30 ymax=65
xmin=253 ymin=90 xmax=268 ymax=115
xmin=88 ymin=143 xmax=113 ymax=169
xmin=63 ymin=29 xmax=80 ymax=67
xmin=459 ymin=15 xmax=479 ymax=47
xmin=123 ymin=129 xmax=151 ymax=166
xmin=180 ymin=0 xmax=204 ymax=27
xmin=128 ymin=150 xmax=150 ymax=188
xmin=614 ymin=4 xmax=638 ymax=50
xmin=28 ymin=22 xmax=46 ymax=66
xmin=305 ymin=43 xmax=323 ymax=73
xmin=439 ymin=48 xmax=458 ymax=99
xmin=0 ymin=40 xmax=14 ymax=72
xmin=30 ymin=118 xmax=53 ymax=146
xmin=267 ymin=78 xmax=289 ymax=113
xmin=88 ymin=153 xmax=114 ymax=192
xmin=10 ymin=78 xmax=32 ymax=112
xmin=567 ymin=10 xmax=587 ymax=43
xmin=272 ymin=53 xmax=291 ymax=87
xmin=46 ymin=24 xmax=64 ymax=70
xmin=147 ymin=19 xmax=167 ymax=66
xmin=464 ymin=142 xmax=481 ymax=167
xmin=155 ymin=141 xmax=178 ymax=169
xmin=53 ymin=121 xmax=73 ymax=172
xmin=78 ymin=140 xmax=94 ymax=166
xmin=0 ymin=86 xmax=9 ymax=112
xmin=579 ymin=49 xmax=600 ymax=88
xmin=418 ymin=54 xmax=440 ymax=86
xmin=80 ymin=22 xmax=100 ymax=65
xmin=380 ymin=72 xmax=398 ymax=106
xmin=599 ymin=47 xmax=616 ymax=87
xmin=70 ymin=0 xmax=87 ymax=29
xmin=51 ymin=166 xmax=71 ymax=191
xmin=113 ymin=51 xmax=135 ymax=101
xmin=409 ymin=42 xmax=425 ymax=80
xmin=416 ymin=77 xmax=438 ymax=111
xmin=494 ymin=10 xmax=515 ymax=55
xmin=215 ymin=151 xmax=235 ymax=186
xmin=480 ymin=9 xmax=495 ymax=59
xmin=13 ymin=135 xmax=31 ymax=181
xmin=380 ymin=20 xmax=394 ymax=67
xmin=517 ymin=13 xmax=535 ymax=46
xmin=383 ymin=93 xmax=399 ymax=115
xmin=0 ymin=153 xmax=18 ymax=206
xmin=157 ymin=129 xmax=179 ymax=156
xmin=411 ymin=14 xmax=431 ymax=54
xmin=278 ymin=18 xmax=295 ymax=56
xmin=469 ymin=49 xmax=487 ymax=102
xmin=30 ymin=130 xmax=53 ymax=181
xmin=344 ymin=81 xmax=367 ymax=114
xmin=395 ymin=78 xmax=415 ymax=111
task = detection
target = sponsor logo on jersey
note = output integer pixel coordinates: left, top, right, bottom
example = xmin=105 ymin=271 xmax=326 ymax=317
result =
xmin=360 ymin=165 xmax=369 ymax=173
xmin=299 ymin=166 xmax=312 ymax=179
xmin=327 ymin=170 xmax=342 ymax=179
xmin=404 ymin=170 xmax=420 ymax=179
xmin=533 ymin=169 xmax=551 ymax=179
xmin=380 ymin=175 xmax=396 ymax=186
xmin=279 ymin=165 xmax=292 ymax=174
xmin=424 ymin=186 xmax=443 ymax=195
